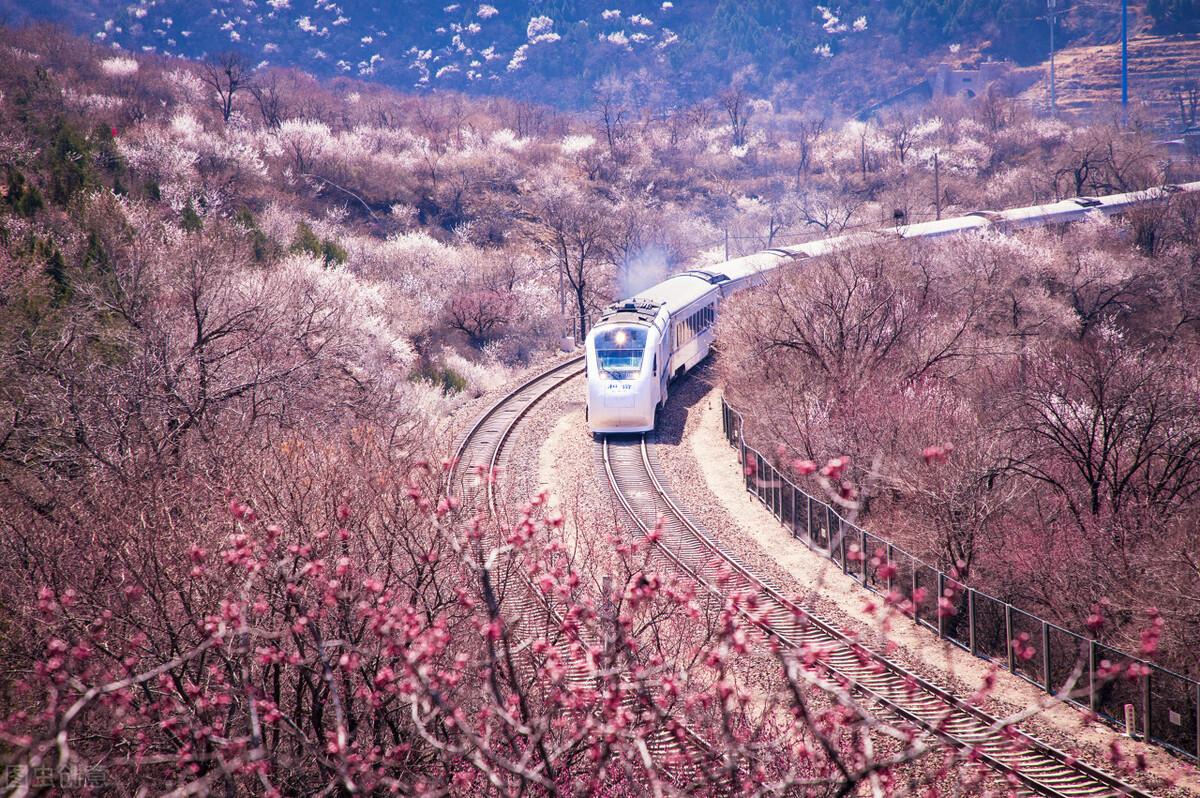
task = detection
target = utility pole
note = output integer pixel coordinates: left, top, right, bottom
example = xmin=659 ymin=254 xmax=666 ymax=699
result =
xmin=933 ymin=152 xmax=941 ymax=220
xmin=1048 ymin=0 xmax=1057 ymax=117
xmin=1121 ymin=0 xmax=1129 ymax=126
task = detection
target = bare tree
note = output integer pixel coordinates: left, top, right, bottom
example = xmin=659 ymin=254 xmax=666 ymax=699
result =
xmin=509 ymin=99 xmax=550 ymax=138
xmin=1002 ymin=337 xmax=1200 ymax=531
xmin=593 ymin=74 xmax=630 ymax=158
xmin=719 ymin=69 xmax=755 ymax=148
xmin=443 ymin=288 xmax=511 ymax=347
xmin=883 ymin=110 xmax=918 ymax=164
xmin=527 ymin=181 xmax=615 ymax=341
xmin=796 ymin=182 xmax=864 ymax=233
xmin=788 ymin=114 xmax=827 ymax=185
xmin=1053 ymin=127 xmax=1156 ymax=197
xmin=1170 ymin=73 xmax=1199 ymax=129
xmin=976 ymin=84 xmax=1020 ymax=133
xmin=199 ymin=51 xmax=253 ymax=123
xmin=248 ymin=70 xmax=288 ymax=130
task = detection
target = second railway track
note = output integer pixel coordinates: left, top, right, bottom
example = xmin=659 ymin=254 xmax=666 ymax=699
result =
xmin=602 ymin=432 xmax=1152 ymax=798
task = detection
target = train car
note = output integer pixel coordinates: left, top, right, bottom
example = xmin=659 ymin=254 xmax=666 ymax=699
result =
xmin=584 ymin=251 xmax=792 ymax=434
xmin=896 ymin=215 xmax=991 ymax=240
xmin=997 ymin=184 xmax=1200 ymax=229
xmin=584 ymin=182 xmax=1200 ymax=435
xmin=1000 ymin=196 xmax=1114 ymax=229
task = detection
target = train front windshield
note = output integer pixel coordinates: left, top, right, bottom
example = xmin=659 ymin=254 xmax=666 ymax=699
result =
xmin=595 ymin=326 xmax=648 ymax=380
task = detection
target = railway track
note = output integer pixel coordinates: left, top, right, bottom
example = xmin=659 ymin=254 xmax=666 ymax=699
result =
xmin=447 ymin=357 xmax=728 ymax=790
xmin=449 ymin=356 xmax=585 ymax=518
xmin=602 ymin=432 xmax=1153 ymax=798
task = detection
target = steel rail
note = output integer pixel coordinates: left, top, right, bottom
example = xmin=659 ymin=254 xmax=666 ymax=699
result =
xmin=447 ymin=356 xmax=585 ymax=504
xmin=447 ymin=357 xmax=728 ymax=789
xmin=601 ymin=432 xmax=1151 ymax=798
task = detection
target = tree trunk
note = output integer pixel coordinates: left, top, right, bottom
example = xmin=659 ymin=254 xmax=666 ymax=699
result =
xmin=575 ymin=287 xmax=588 ymax=342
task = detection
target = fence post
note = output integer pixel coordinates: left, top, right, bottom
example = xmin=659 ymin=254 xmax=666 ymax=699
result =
xmin=791 ymin=483 xmax=799 ymax=539
xmin=968 ymin=590 xmax=977 ymax=656
xmin=806 ymin=495 xmax=814 ymax=546
xmin=937 ymin=572 xmax=946 ymax=638
xmin=763 ymin=461 xmax=770 ymax=509
xmin=860 ymin=528 xmax=869 ymax=587
xmin=911 ymin=558 xmax=918 ymax=618
xmin=839 ymin=517 xmax=848 ymax=575
xmin=1042 ymin=621 xmax=1052 ymax=694
xmin=1141 ymin=670 xmax=1151 ymax=741
xmin=739 ymin=435 xmax=747 ymax=493
xmin=885 ymin=545 xmax=893 ymax=595
xmin=827 ymin=505 xmax=836 ymax=553
xmin=1005 ymin=604 xmax=1015 ymax=673
xmin=1089 ymin=639 xmax=1098 ymax=712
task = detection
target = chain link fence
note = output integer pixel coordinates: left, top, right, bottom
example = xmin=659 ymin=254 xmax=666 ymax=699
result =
xmin=721 ymin=398 xmax=1200 ymax=762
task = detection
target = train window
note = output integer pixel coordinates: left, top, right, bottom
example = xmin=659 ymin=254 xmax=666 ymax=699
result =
xmin=595 ymin=326 xmax=648 ymax=380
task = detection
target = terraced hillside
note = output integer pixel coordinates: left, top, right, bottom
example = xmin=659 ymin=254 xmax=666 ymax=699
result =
xmin=1018 ymin=32 xmax=1200 ymax=128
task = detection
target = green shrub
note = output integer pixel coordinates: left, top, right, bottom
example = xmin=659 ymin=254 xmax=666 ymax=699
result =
xmin=47 ymin=120 xmax=92 ymax=205
xmin=235 ymin=208 xmax=273 ymax=262
xmin=181 ymin=200 xmax=203 ymax=233
xmin=4 ymin=169 xmax=44 ymax=218
xmin=321 ymin=239 xmax=348 ymax=266
xmin=290 ymin=221 xmax=347 ymax=267
xmin=290 ymin=221 xmax=322 ymax=258
xmin=410 ymin=362 xmax=468 ymax=395
xmin=38 ymin=241 xmax=69 ymax=304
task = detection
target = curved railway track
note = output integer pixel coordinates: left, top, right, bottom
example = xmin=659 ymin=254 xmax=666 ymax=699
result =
xmin=447 ymin=357 xmax=727 ymax=789
xmin=449 ymin=356 xmax=585 ymax=517
xmin=602 ymin=433 xmax=1152 ymax=798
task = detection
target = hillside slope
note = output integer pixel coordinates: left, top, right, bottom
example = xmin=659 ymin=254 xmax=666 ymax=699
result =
xmin=1018 ymin=32 xmax=1200 ymax=126
xmin=5 ymin=0 xmax=1195 ymax=111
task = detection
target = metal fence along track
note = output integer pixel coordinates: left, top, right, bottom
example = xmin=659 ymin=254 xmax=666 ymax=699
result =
xmin=719 ymin=398 xmax=1200 ymax=765
xmin=602 ymin=432 xmax=1155 ymax=798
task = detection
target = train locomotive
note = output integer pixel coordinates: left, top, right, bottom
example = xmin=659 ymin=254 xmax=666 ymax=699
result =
xmin=583 ymin=183 xmax=1200 ymax=435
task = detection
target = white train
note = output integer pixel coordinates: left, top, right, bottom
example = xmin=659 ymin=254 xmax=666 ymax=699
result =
xmin=584 ymin=183 xmax=1200 ymax=434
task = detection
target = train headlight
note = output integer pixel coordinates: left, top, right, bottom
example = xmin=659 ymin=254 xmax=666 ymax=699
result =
xmin=614 ymin=330 xmax=627 ymax=346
